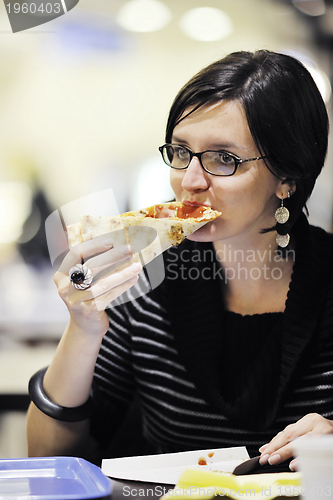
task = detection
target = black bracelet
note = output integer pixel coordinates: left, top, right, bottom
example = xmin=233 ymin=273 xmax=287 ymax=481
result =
xmin=28 ymin=367 xmax=97 ymax=422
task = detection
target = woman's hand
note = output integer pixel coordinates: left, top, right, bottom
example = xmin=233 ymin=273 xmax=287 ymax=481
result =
xmin=259 ymin=413 xmax=333 ymax=471
xmin=28 ymin=235 xmax=142 ymax=458
xmin=55 ymin=235 xmax=142 ymax=338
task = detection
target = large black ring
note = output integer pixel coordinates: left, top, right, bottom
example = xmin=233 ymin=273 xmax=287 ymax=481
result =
xmin=28 ymin=367 xmax=97 ymax=422
xmin=69 ymin=264 xmax=93 ymax=290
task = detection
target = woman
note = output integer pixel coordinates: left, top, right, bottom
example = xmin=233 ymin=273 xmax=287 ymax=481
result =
xmin=27 ymin=50 xmax=333 ymax=471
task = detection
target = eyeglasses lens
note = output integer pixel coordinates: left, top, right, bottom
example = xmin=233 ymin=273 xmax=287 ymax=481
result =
xmin=202 ymin=152 xmax=236 ymax=175
xmin=163 ymin=145 xmax=189 ymax=169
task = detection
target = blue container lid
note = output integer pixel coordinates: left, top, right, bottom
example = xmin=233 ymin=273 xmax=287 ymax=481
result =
xmin=0 ymin=456 xmax=112 ymax=499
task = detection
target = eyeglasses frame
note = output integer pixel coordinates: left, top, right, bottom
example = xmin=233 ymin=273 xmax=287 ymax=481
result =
xmin=159 ymin=143 xmax=267 ymax=177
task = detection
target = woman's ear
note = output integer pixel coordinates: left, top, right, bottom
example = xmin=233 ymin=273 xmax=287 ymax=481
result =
xmin=276 ymin=179 xmax=296 ymax=199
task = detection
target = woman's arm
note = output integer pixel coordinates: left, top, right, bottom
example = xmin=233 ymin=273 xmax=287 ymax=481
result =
xmin=27 ymin=235 xmax=142 ymax=458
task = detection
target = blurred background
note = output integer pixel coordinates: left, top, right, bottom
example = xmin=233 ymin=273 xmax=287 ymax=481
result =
xmin=0 ymin=0 xmax=332 ymax=458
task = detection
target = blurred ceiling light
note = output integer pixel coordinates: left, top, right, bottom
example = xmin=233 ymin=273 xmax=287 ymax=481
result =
xmin=286 ymin=50 xmax=332 ymax=105
xmin=179 ymin=7 xmax=233 ymax=42
xmin=292 ymin=0 xmax=326 ymax=17
xmin=306 ymin=64 xmax=332 ymax=105
xmin=116 ymin=0 xmax=171 ymax=33
xmin=0 ymin=182 xmax=32 ymax=244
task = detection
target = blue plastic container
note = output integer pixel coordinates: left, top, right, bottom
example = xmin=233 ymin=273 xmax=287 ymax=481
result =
xmin=0 ymin=457 xmax=112 ymax=499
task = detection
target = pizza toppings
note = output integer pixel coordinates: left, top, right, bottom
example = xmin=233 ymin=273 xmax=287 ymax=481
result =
xmin=176 ymin=204 xmax=207 ymax=219
xmin=140 ymin=203 xmax=219 ymax=220
xmin=170 ymin=223 xmax=184 ymax=245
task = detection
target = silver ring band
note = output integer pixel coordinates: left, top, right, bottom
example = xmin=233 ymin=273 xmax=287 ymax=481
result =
xmin=69 ymin=264 xmax=93 ymax=290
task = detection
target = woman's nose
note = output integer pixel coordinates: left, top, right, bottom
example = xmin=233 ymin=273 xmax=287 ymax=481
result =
xmin=181 ymin=157 xmax=210 ymax=192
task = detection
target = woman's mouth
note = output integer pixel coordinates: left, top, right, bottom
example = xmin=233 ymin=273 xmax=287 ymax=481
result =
xmin=182 ymin=200 xmax=211 ymax=208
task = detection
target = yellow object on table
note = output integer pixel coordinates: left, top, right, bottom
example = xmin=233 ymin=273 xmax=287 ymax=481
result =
xmin=161 ymin=469 xmax=302 ymax=499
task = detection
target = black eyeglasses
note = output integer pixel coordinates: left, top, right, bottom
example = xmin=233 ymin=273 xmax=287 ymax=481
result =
xmin=159 ymin=143 xmax=267 ymax=176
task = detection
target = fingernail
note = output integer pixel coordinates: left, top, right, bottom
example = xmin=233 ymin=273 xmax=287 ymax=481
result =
xmin=103 ymin=238 xmax=114 ymax=247
xmin=259 ymin=454 xmax=269 ymax=465
xmin=259 ymin=444 xmax=269 ymax=453
xmin=130 ymin=262 xmax=142 ymax=273
xmin=289 ymin=459 xmax=297 ymax=472
xmin=128 ymin=276 xmax=138 ymax=283
xmin=268 ymin=454 xmax=281 ymax=465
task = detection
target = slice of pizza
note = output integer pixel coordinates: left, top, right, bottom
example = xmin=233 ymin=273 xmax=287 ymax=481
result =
xmin=66 ymin=202 xmax=221 ymax=268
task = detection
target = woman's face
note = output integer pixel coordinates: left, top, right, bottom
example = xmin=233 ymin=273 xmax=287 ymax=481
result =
xmin=170 ymin=100 xmax=285 ymax=245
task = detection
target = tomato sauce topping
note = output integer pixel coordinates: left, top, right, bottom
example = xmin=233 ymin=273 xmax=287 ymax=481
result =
xmin=145 ymin=204 xmax=206 ymax=219
xmin=176 ymin=205 xmax=206 ymax=219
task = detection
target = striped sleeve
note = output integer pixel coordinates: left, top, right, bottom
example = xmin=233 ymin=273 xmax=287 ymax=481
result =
xmin=89 ymin=292 xmax=137 ymax=448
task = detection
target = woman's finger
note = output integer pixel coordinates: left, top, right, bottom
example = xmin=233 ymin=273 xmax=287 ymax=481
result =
xmin=69 ymin=272 xmax=140 ymax=315
xmin=90 ymin=262 xmax=142 ymax=302
xmin=260 ymin=441 xmax=294 ymax=466
xmin=84 ymin=244 xmax=132 ymax=276
xmin=92 ymin=274 xmax=139 ymax=312
xmin=58 ymin=235 xmax=117 ymax=273
xmin=57 ymin=261 xmax=142 ymax=304
xmin=259 ymin=429 xmax=293 ymax=465
xmin=289 ymin=458 xmax=298 ymax=471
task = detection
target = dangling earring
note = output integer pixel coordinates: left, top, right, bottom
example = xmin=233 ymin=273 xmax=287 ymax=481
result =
xmin=275 ymin=192 xmax=292 ymax=248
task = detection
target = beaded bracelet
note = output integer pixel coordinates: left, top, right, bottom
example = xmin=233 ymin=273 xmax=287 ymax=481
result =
xmin=28 ymin=367 xmax=97 ymax=422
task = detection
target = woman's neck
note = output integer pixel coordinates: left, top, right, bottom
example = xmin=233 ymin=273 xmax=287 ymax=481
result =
xmin=213 ymin=233 xmax=295 ymax=315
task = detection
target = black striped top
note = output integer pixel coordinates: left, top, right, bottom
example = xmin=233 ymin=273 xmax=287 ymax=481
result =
xmin=91 ymin=214 xmax=333 ymax=457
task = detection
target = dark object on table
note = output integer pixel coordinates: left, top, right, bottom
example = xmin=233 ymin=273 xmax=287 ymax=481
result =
xmin=233 ymin=455 xmax=293 ymax=475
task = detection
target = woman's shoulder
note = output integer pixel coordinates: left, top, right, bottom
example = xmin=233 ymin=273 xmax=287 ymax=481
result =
xmin=295 ymin=213 xmax=333 ymax=257
xmin=308 ymin=221 xmax=333 ymax=254
xmin=303 ymin=222 xmax=333 ymax=293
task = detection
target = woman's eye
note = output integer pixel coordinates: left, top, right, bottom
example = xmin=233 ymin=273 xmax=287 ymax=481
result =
xmin=220 ymin=153 xmax=234 ymax=164
xmin=176 ymin=148 xmax=189 ymax=159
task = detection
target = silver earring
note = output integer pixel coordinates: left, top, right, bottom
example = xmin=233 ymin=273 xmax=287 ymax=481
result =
xmin=275 ymin=195 xmax=290 ymax=224
xmin=275 ymin=193 xmax=291 ymax=248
